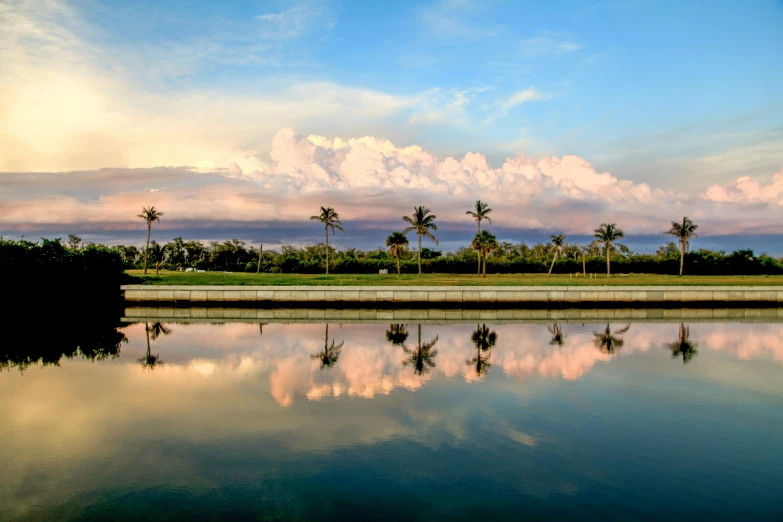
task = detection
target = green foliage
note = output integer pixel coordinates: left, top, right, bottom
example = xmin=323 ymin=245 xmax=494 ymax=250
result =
xmin=0 ymin=238 xmax=128 ymax=372
xmin=111 ymin=236 xmax=783 ymax=276
xmin=0 ymin=238 xmax=128 ymax=297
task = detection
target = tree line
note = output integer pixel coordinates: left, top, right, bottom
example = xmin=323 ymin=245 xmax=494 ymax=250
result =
xmin=127 ymin=203 xmax=782 ymax=276
xmin=6 ymin=202 xmax=779 ymax=278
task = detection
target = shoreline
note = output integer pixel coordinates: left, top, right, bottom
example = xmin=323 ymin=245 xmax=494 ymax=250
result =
xmin=121 ymin=306 xmax=783 ymax=323
xmin=122 ymin=284 xmax=783 ymax=306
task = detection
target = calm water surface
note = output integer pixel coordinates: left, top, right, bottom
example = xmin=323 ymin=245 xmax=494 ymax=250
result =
xmin=2 ymin=319 xmax=783 ymax=521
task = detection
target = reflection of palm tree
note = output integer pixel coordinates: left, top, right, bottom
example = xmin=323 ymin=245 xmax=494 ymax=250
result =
xmin=593 ymin=323 xmax=630 ymax=354
xmin=311 ymin=324 xmax=343 ymax=369
xmin=139 ymin=321 xmax=170 ymax=370
xmin=402 ymin=324 xmax=438 ymax=375
xmin=548 ymin=324 xmax=566 ymax=346
xmin=664 ymin=323 xmax=698 ymax=364
xmin=467 ymin=324 xmax=497 ymax=377
xmin=386 ymin=324 xmax=409 ymax=346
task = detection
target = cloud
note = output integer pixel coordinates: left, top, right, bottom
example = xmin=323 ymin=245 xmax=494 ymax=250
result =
xmin=504 ymin=87 xmax=548 ymax=110
xmin=4 ymin=127 xmax=783 ymax=237
xmin=254 ymin=0 xmax=333 ymax=41
xmin=0 ymin=0 xmax=423 ymax=173
xmin=418 ymin=0 xmax=500 ymax=40
xmin=520 ymin=36 xmax=583 ymax=57
xmin=702 ymin=166 xmax=783 ymax=205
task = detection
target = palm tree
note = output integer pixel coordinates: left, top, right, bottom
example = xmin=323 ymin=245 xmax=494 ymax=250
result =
xmin=467 ymin=324 xmax=497 ymax=377
xmin=466 ymin=200 xmax=493 ymax=275
xmin=386 ymin=232 xmax=409 ymax=276
xmin=547 ymin=234 xmax=566 ymax=276
xmin=548 ymin=324 xmax=566 ymax=346
xmin=592 ymin=324 xmax=630 ymax=354
xmin=311 ymin=324 xmax=343 ymax=369
xmin=593 ymin=223 xmax=625 ymax=277
xmin=402 ymin=324 xmax=438 ymax=375
xmin=579 ymin=244 xmax=590 ymax=276
xmin=256 ymin=243 xmax=263 ymax=274
xmin=664 ymin=323 xmax=698 ymax=364
xmin=148 ymin=241 xmax=165 ymax=275
xmin=386 ymin=324 xmax=409 ymax=345
xmin=137 ymin=206 xmax=164 ymax=275
xmin=139 ymin=321 xmax=171 ymax=370
xmin=402 ymin=206 xmax=438 ymax=275
xmin=471 ymin=230 xmax=499 ymax=278
xmin=310 ymin=207 xmax=343 ymax=275
xmin=664 ymin=217 xmax=699 ymax=277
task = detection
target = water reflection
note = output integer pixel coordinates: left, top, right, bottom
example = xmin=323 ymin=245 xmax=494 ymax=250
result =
xmin=593 ymin=323 xmax=630 ymax=354
xmin=467 ymin=324 xmax=497 ymax=377
xmin=402 ymin=325 xmax=439 ymax=375
xmin=665 ymin=323 xmax=699 ymax=364
xmin=548 ymin=323 xmax=566 ymax=346
xmin=7 ymin=320 xmax=783 ymax=404
xmin=311 ymin=324 xmax=343 ymax=369
xmin=385 ymin=324 xmax=409 ymax=346
xmin=3 ymin=319 xmax=783 ymax=520
xmin=139 ymin=322 xmax=170 ymax=370
xmin=1 ymin=316 xmax=126 ymax=372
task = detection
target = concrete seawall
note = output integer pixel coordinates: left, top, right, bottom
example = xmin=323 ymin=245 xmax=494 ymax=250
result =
xmin=122 ymin=306 xmax=783 ymax=324
xmin=121 ymin=285 xmax=783 ymax=305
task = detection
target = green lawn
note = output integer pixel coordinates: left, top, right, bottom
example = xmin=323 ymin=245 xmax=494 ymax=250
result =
xmin=126 ymin=270 xmax=783 ymax=286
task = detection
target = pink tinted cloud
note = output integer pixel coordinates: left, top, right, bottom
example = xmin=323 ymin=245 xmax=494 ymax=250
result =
xmin=2 ymin=128 xmax=783 ymax=235
xmin=703 ymin=167 xmax=783 ymax=204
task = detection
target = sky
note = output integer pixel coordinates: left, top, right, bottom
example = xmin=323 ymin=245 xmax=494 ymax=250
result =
xmin=1 ymin=0 xmax=783 ymax=252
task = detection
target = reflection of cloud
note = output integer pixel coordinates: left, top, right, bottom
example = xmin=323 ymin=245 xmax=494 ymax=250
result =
xmin=700 ymin=326 xmax=783 ymax=363
xmin=4 ymin=321 xmax=783 ymax=519
xmin=507 ymin=427 xmax=537 ymax=447
xmin=270 ymin=338 xmax=432 ymax=406
xmin=112 ymin=322 xmax=783 ymax=410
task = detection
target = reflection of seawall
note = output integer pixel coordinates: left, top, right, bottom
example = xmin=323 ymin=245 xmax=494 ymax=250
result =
xmin=122 ymin=285 xmax=783 ymax=306
xmin=123 ymin=307 xmax=783 ymax=323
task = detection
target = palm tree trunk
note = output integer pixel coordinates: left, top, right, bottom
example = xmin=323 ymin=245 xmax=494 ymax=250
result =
xmin=396 ymin=253 xmax=401 ymax=275
xmin=606 ymin=244 xmax=611 ymax=277
xmin=483 ymin=251 xmax=487 ymax=278
xmin=582 ymin=253 xmax=586 ymax=275
xmin=548 ymin=252 xmax=557 ymax=276
xmin=325 ymin=227 xmax=329 ymax=276
xmin=477 ymin=220 xmax=481 ymax=276
xmin=417 ymin=233 xmax=422 ymax=275
xmin=679 ymin=240 xmax=685 ymax=277
xmin=256 ymin=244 xmax=262 ymax=274
xmin=143 ymin=223 xmax=151 ymax=274
xmin=145 ymin=322 xmax=151 ymax=360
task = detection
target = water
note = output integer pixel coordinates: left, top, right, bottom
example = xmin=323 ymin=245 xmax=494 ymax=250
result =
xmin=2 ymin=317 xmax=783 ymax=521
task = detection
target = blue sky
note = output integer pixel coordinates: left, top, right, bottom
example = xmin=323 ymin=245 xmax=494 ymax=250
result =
xmin=73 ymin=0 xmax=782 ymax=186
xmin=1 ymin=0 xmax=783 ymax=249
